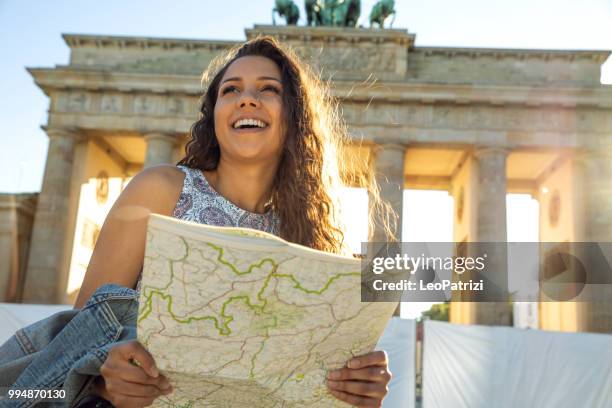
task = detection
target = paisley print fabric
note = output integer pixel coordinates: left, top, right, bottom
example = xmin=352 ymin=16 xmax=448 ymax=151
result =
xmin=172 ymin=165 xmax=279 ymax=233
xmin=135 ymin=165 xmax=280 ymax=292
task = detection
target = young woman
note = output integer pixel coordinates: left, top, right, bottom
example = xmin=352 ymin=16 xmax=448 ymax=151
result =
xmin=71 ymin=36 xmax=394 ymax=407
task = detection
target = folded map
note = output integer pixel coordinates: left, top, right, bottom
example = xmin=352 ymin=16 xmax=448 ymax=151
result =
xmin=137 ymin=214 xmax=397 ymax=407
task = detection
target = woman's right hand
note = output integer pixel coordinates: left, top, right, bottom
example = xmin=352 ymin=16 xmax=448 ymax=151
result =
xmin=97 ymin=340 xmax=173 ymax=407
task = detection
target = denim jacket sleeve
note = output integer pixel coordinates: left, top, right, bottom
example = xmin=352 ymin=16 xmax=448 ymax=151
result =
xmin=0 ymin=284 xmax=139 ymax=408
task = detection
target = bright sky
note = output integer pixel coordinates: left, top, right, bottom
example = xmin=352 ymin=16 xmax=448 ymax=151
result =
xmin=0 ymin=1 xmax=606 ymax=316
xmin=0 ymin=0 xmax=610 ymax=193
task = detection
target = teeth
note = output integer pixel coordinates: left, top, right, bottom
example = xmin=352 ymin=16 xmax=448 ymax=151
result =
xmin=233 ymin=118 xmax=267 ymax=129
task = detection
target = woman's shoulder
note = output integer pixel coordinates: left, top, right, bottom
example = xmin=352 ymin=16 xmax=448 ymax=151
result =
xmin=121 ymin=165 xmax=187 ymax=216
xmin=129 ymin=164 xmax=185 ymax=190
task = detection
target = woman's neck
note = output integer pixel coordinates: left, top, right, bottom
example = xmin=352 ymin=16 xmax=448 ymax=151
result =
xmin=204 ymin=158 xmax=278 ymax=214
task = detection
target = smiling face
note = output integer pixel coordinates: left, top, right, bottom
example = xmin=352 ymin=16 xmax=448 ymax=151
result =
xmin=214 ymin=56 xmax=285 ymax=164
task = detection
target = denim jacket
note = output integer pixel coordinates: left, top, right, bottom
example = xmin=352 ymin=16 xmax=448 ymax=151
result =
xmin=0 ymin=284 xmax=139 ymax=407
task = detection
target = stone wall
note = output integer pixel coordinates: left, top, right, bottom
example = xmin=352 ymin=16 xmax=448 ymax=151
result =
xmin=61 ymin=26 xmax=608 ymax=86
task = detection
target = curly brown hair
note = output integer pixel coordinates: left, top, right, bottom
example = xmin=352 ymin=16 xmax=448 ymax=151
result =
xmin=178 ymin=35 xmax=395 ymax=255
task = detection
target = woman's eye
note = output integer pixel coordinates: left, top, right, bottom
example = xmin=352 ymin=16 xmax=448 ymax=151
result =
xmin=262 ymin=85 xmax=280 ymax=93
xmin=221 ymin=86 xmax=238 ymax=95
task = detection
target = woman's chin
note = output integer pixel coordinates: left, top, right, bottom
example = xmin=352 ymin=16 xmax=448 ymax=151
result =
xmin=227 ymin=149 xmax=278 ymax=163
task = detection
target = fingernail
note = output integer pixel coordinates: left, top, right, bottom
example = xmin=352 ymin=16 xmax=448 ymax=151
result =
xmin=327 ymin=380 xmax=339 ymax=388
xmin=150 ymin=367 xmax=159 ymax=377
xmin=348 ymin=359 xmax=360 ymax=369
xmin=161 ymin=379 xmax=171 ymax=389
xmin=328 ymin=371 xmax=340 ymax=380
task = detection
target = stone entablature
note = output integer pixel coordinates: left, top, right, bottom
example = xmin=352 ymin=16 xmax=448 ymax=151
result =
xmin=60 ymin=26 xmax=609 ymax=86
xmin=27 ymin=71 xmax=612 ymax=148
xmin=407 ymin=47 xmax=607 ymax=86
xmin=30 ymin=67 xmax=612 ymax=108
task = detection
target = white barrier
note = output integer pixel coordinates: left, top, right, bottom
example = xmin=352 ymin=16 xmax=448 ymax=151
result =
xmin=377 ymin=317 xmax=416 ymax=408
xmin=423 ymin=320 xmax=612 ymax=408
xmin=0 ymin=303 xmax=71 ymax=344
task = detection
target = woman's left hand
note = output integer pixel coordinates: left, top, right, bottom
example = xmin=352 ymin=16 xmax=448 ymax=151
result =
xmin=326 ymin=350 xmax=391 ymax=407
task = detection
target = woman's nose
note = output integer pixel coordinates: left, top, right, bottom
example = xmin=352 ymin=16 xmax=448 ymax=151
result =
xmin=238 ymin=90 xmax=260 ymax=108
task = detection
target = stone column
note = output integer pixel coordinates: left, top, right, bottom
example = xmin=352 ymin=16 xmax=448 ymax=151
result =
xmin=369 ymin=143 xmax=406 ymax=316
xmin=475 ymin=147 xmax=508 ymax=242
xmin=574 ymin=148 xmax=612 ymax=242
xmin=574 ymin=147 xmax=612 ymax=333
xmin=0 ymin=195 xmax=19 ymax=302
xmin=369 ymin=143 xmax=406 ymax=242
xmin=144 ymin=132 xmax=176 ymax=168
xmin=23 ymin=127 xmax=81 ymax=303
xmin=472 ymin=146 xmax=512 ymax=325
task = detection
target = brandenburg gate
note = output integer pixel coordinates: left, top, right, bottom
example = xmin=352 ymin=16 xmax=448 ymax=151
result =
xmin=3 ymin=25 xmax=611 ymax=332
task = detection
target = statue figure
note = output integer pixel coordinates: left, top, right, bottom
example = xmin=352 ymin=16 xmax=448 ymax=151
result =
xmin=305 ymin=0 xmax=322 ymax=26
xmin=305 ymin=0 xmax=361 ymax=27
xmin=369 ymin=0 xmax=396 ymax=28
xmin=343 ymin=0 xmax=361 ymax=27
xmin=272 ymin=0 xmax=300 ymax=25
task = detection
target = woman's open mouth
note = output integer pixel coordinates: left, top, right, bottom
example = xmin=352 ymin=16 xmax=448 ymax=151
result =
xmin=231 ymin=118 xmax=269 ymax=133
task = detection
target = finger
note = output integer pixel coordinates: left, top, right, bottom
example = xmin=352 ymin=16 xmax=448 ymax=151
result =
xmin=327 ymin=379 xmax=387 ymax=399
xmin=106 ymin=379 xmax=164 ymax=398
xmin=114 ymin=341 xmax=160 ymax=378
xmin=328 ymin=367 xmax=391 ymax=383
xmin=347 ymin=350 xmax=388 ymax=369
xmin=112 ymin=360 xmax=172 ymax=389
xmin=328 ymin=389 xmax=381 ymax=407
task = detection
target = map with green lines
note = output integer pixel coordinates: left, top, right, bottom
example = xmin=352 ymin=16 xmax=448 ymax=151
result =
xmin=137 ymin=214 xmax=397 ymax=407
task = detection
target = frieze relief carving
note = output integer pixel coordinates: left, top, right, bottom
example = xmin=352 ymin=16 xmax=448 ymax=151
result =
xmin=465 ymin=106 xmax=499 ymax=129
xmin=49 ymin=90 xmax=610 ymax=134
xmin=54 ymin=91 xmax=200 ymax=118
xmin=432 ymin=105 xmax=466 ymax=128
xmin=164 ymin=96 xmax=200 ymax=117
xmin=504 ymin=108 xmax=524 ymax=131
xmin=133 ymin=95 xmax=159 ymax=115
xmin=340 ymin=103 xmax=359 ymax=124
xmin=166 ymin=97 xmax=185 ymax=115
xmin=363 ymin=104 xmax=393 ymax=124
xmin=529 ymin=109 xmax=570 ymax=131
xmin=100 ymin=94 xmax=123 ymax=114
xmin=67 ymin=92 xmax=90 ymax=112
xmin=350 ymin=102 xmax=610 ymax=134
xmin=404 ymin=105 xmax=430 ymax=126
xmin=575 ymin=110 xmax=602 ymax=131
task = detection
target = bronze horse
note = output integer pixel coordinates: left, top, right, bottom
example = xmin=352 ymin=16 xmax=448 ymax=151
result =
xmin=272 ymin=0 xmax=300 ymax=25
xmin=305 ymin=0 xmax=361 ymax=27
xmin=369 ymin=0 xmax=396 ymax=28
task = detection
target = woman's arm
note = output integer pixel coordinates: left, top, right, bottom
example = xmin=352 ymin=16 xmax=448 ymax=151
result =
xmin=74 ymin=165 xmax=184 ymax=309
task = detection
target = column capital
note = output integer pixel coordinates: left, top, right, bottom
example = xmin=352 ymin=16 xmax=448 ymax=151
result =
xmin=144 ymin=132 xmax=177 ymax=168
xmin=473 ymin=145 xmax=510 ymax=159
xmin=144 ymin=132 xmax=177 ymax=145
xmin=372 ymin=143 xmax=406 ymax=154
xmin=42 ymin=126 xmax=84 ymax=142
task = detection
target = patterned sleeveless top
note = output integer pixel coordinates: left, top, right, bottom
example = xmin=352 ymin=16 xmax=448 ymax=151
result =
xmin=135 ymin=165 xmax=280 ymax=292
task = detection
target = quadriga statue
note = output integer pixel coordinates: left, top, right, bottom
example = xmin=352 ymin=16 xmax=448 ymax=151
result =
xmin=305 ymin=0 xmax=361 ymax=27
xmin=369 ymin=0 xmax=396 ymax=28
